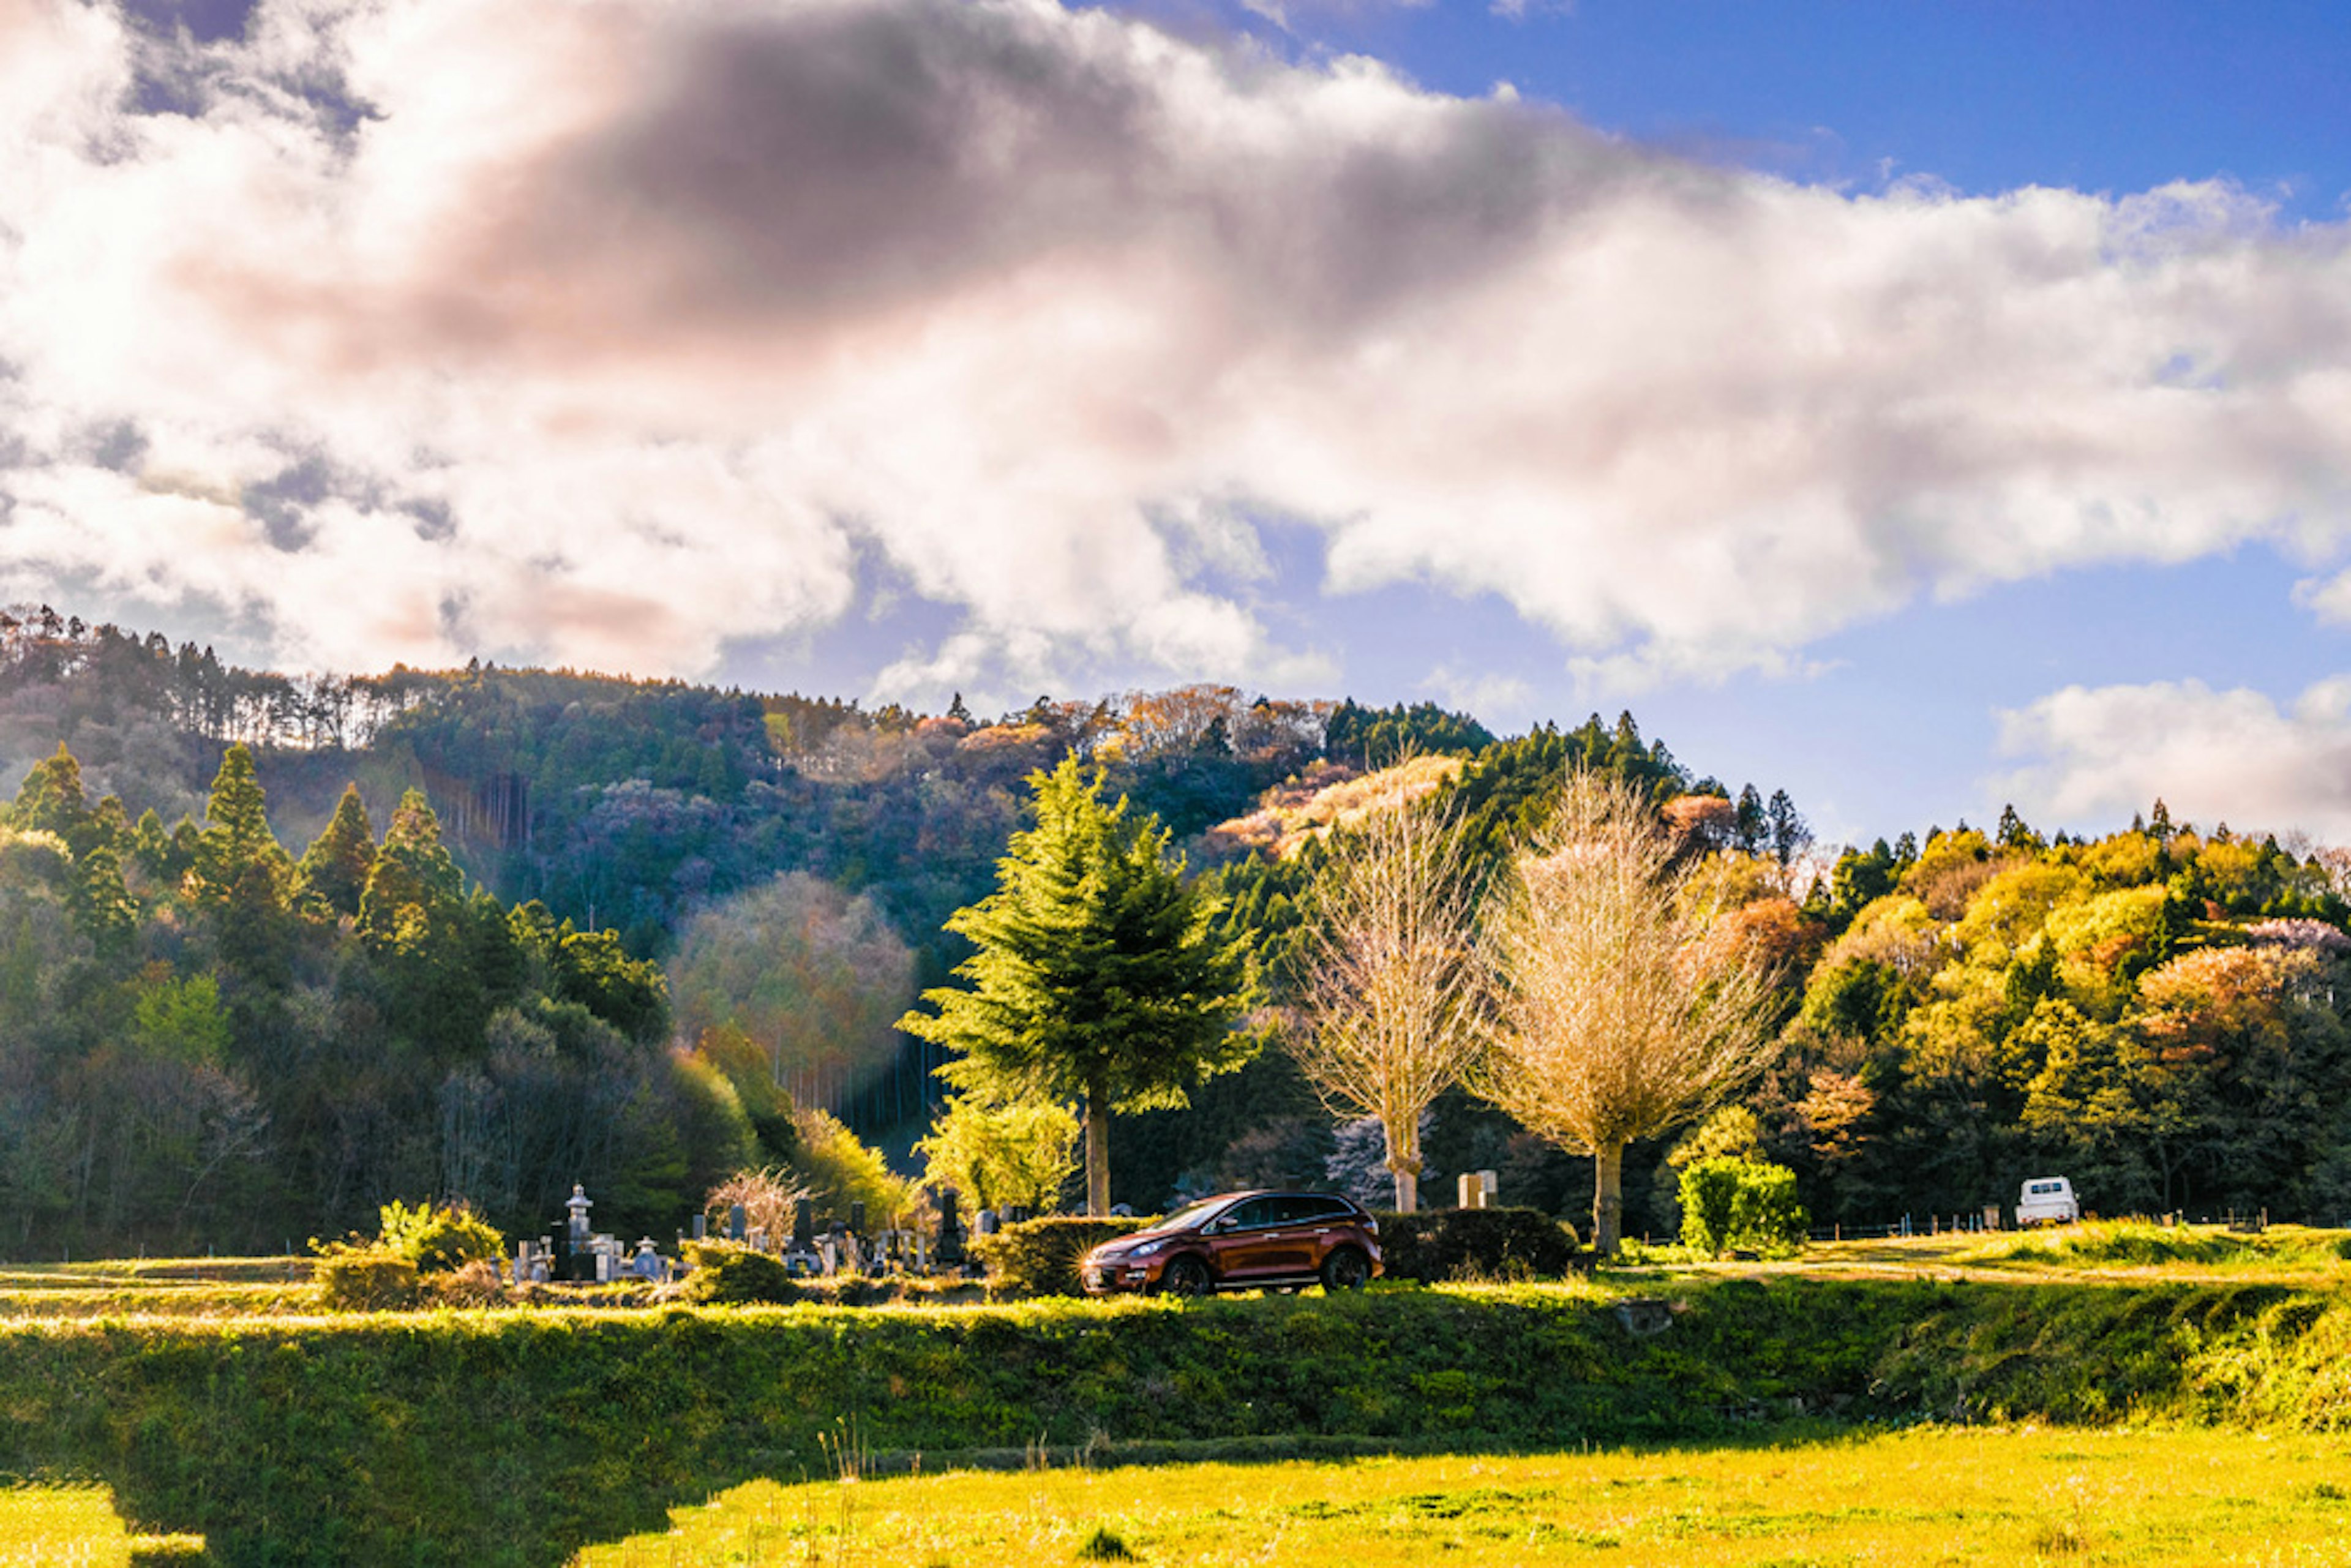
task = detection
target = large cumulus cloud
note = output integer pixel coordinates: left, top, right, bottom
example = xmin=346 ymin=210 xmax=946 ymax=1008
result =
xmin=1 ymin=0 xmax=2348 ymax=697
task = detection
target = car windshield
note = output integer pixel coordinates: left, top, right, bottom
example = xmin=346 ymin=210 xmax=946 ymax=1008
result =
xmin=1155 ymin=1197 xmax=1234 ymax=1233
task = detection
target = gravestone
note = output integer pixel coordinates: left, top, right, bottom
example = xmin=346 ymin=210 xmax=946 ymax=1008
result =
xmin=935 ymin=1187 xmax=966 ymax=1270
xmin=727 ymin=1204 xmax=746 ymax=1242
xmin=792 ymin=1198 xmax=815 ymax=1254
xmin=632 ymin=1238 xmax=666 ymax=1281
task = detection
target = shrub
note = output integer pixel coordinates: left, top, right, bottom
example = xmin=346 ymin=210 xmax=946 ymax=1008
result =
xmin=677 ymin=1240 xmax=804 ymax=1305
xmin=313 ymin=1244 xmax=422 ymax=1310
xmin=703 ymin=1168 xmax=807 ymax=1245
xmin=427 ymin=1259 xmax=507 ymax=1308
xmin=1679 ymin=1157 xmax=1807 ymax=1256
xmin=1374 ymin=1207 xmax=1582 ymax=1282
xmin=971 ymin=1217 xmax=1151 ymax=1296
xmin=377 ymin=1199 xmax=505 ymax=1274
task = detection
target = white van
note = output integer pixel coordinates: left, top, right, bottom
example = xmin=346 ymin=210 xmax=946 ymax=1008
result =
xmin=2016 ymin=1176 xmax=2080 ymax=1226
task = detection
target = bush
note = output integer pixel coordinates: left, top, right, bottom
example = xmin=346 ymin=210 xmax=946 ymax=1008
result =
xmin=972 ymin=1217 xmax=1152 ymax=1296
xmin=1678 ymin=1158 xmax=1807 ymax=1256
xmin=313 ymin=1244 xmax=422 ymax=1310
xmin=677 ymin=1240 xmax=804 ymax=1305
xmin=703 ymin=1168 xmax=808 ymax=1247
xmin=427 ymin=1259 xmax=508 ymax=1308
xmin=377 ymin=1199 xmax=505 ymax=1274
xmin=1374 ymin=1207 xmax=1582 ymax=1282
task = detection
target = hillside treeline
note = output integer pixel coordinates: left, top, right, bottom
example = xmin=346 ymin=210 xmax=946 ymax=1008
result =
xmin=1760 ymin=815 xmax=2351 ymax=1227
xmin=8 ymin=605 xmax=2351 ymax=1255
xmin=0 ymin=740 xmax=802 ymax=1256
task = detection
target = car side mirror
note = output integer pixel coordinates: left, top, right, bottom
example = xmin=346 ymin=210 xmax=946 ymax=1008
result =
xmin=1204 ymin=1218 xmax=1227 ymax=1234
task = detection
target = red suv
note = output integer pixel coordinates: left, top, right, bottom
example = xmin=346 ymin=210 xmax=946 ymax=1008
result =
xmin=1080 ymin=1190 xmax=1382 ymax=1297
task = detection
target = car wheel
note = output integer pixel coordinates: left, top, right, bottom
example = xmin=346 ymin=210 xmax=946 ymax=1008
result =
xmin=1161 ymin=1255 xmax=1213 ymax=1298
xmin=1319 ymin=1247 xmax=1370 ymax=1293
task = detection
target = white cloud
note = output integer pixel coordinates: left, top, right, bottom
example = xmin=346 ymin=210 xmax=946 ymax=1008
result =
xmin=1419 ymin=664 xmax=1532 ymax=724
xmin=1 ymin=0 xmax=2349 ymax=703
xmin=1993 ymin=677 xmax=2351 ymax=840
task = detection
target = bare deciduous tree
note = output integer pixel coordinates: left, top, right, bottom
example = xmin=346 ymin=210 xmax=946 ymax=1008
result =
xmin=1478 ymin=771 xmax=1784 ymax=1255
xmin=1292 ymin=779 xmax=1484 ymax=1213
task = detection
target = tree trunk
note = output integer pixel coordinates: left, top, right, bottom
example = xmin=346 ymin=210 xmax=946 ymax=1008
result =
xmin=1085 ymin=1079 xmax=1111 ymax=1217
xmin=1385 ymin=1119 xmax=1421 ymax=1214
xmin=1592 ymin=1142 xmax=1625 ymax=1257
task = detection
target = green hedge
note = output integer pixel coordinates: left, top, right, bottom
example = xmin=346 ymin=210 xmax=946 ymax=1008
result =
xmin=1374 ymin=1207 xmax=1583 ymax=1282
xmin=6 ymin=1278 xmax=2351 ymax=1566
xmin=970 ymin=1217 xmax=1152 ymax=1296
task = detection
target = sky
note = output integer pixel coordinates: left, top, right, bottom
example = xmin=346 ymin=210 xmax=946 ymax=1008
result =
xmin=2 ymin=0 xmax=2350 ymax=849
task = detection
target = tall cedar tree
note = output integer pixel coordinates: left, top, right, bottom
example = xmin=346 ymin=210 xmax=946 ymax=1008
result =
xmin=902 ymin=756 xmax=1253 ymax=1214
xmin=293 ymin=783 xmax=377 ymax=921
xmin=189 ymin=744 xmax=293 ymax=981
xmin=360 ymin=789 xmax=479 ymax=1051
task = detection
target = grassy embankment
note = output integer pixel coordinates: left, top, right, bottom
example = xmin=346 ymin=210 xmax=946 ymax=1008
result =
xmin=577 ymin=1425 xmax=2351 ymax=1567
xmin=5 ymin=1224 xmax=2351 ymax=1566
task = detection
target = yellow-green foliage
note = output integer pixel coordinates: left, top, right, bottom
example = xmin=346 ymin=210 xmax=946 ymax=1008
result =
xmin=1676 ymin=1158 xmax=1805 ymax=1256
xmin=377 ymin=1199 xmax=504 ymax=1273
xmin=915 ymin=1093 xmax=1081 ymax=1214
xmin=577 ymin=1427 xmax=2351 ymax=1567
xmin=1952 ymin=860 xmax=2084 ymax=960
xmin=789 ymin=1108 xmax=915 ymax=1226
xmin=312 ymin=1244 xmax=421 ymax=1310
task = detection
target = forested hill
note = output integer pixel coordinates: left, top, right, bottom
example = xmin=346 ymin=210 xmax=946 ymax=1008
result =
xmin=1 ymin=606 xmax=1742 ymax=1258
xmin=0 ymin=607 xmax=1704 ymax=964
xmin=19 ymin=605 xmax=2349 ymax=1266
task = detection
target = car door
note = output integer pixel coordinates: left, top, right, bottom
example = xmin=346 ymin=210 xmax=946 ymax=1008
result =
xmin=1202 ymin=1196 xmax=1285 ymax=1282
xmin=1253 ymin=1195 xmax=1339 ymax=1277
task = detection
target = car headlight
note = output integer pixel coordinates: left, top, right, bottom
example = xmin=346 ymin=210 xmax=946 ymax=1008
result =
xmin=1124 ymin=1239 xmax=1168 ymax=1259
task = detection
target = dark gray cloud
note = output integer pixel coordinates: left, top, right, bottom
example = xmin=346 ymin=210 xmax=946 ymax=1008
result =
xmin=410 ymin=0 xmax=1660 ymax=350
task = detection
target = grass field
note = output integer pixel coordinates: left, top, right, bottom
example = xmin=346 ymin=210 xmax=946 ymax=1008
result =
xmin=0 ymin=1485 xmax=203 ymax=1566
xmin=0 ymin=1259 xmax=313 ymax=1320
xmin=572 ymin=1425 xmax=2351 ymax=1567
xmin=7 ymin=1223 xmax=2351 ymax=1565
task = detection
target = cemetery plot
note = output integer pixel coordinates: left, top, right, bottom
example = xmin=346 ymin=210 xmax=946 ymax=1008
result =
xmin=572 ymin=1426 xmax=2351 ymax=1567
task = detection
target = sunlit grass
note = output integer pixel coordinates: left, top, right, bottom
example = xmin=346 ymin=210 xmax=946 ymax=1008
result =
xmin=0 ymin=1258 xmax=314 ymax=1320
xmin=0 ymin=1486 xmax=128 ymax=1568
xmin=0 ymin=1484 xmax=203 ymax=1567
xmin=572 ymin=1425 xmax=2351 ymax=1567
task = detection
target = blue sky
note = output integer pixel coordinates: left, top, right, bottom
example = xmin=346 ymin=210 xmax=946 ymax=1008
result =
xmin=4 ymin=0 xmax=2351 ymax=848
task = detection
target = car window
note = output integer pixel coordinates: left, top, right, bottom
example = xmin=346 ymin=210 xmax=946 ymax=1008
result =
xmin=1159 ymin=1198 xmax=1229 ymax=1232
xmin=1220 ymin=1197 xmax=1278 ymax=1230
xmin=1276 ymin=1195 xmax=1351 ymax=1225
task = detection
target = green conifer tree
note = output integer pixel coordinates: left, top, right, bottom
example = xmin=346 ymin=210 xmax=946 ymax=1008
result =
xmin=901 ymin=756 xmax=1253 ymax=1214
xmin=189 ymin=744 xmax=293 ymax=980
xmin=293 ymin=784 xmax=378 ymax=921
